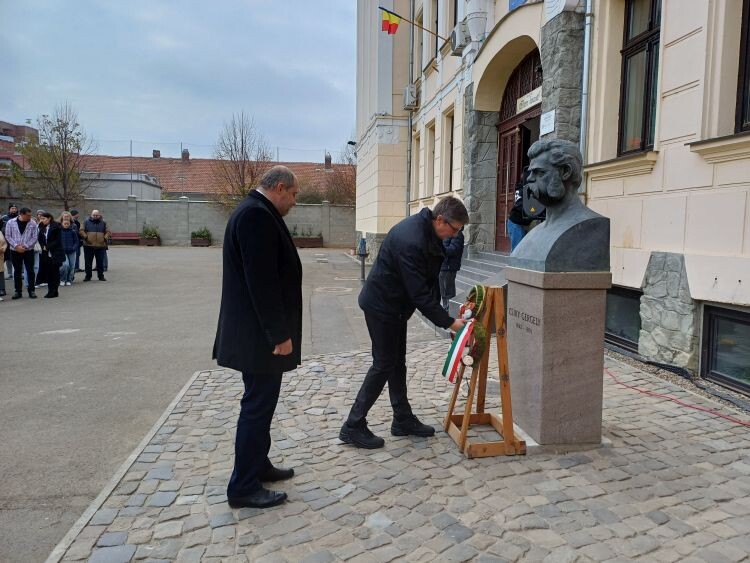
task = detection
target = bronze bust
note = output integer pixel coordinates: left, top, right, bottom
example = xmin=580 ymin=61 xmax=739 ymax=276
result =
xmin=509 ymin=139 xmax=609 ymax=272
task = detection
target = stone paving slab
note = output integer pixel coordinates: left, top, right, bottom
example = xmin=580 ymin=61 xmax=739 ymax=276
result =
xmin=52 ymin=339 xmax=750 ymax=562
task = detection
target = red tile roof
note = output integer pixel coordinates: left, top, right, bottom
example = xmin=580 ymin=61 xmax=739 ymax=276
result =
xmin=78 ymin=155 xmax=353 ymax=195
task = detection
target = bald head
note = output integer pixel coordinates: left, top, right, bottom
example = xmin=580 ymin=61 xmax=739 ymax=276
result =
xmin=91 ymin=209 xmax=102 ymax=220
xmin=259 ymin=165 xmax=297 ymax=191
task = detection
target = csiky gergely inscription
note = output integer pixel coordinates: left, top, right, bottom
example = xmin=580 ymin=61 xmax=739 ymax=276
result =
xmin=508 ymin=307 xmax=541 ymax=335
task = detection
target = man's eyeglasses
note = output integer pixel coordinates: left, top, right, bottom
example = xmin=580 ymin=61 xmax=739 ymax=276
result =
xmin=444 ymin=218 xmax=462 ymax=234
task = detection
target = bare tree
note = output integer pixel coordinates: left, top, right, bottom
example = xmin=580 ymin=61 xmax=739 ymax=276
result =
xmin=15 ymin=102 xmax=97 ymax=210
xmin=323 ymin=141 xmax=356 ymax=205
xmin=212 ymin=112 xmax=272 ymax=210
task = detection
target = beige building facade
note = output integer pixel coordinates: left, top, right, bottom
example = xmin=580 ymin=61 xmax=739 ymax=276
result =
xmin=355 ymin=0 xmax=750 ymax=392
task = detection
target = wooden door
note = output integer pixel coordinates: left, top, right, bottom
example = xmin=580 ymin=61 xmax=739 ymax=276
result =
xmin=495 ymin=126 xmax=521 ymax=252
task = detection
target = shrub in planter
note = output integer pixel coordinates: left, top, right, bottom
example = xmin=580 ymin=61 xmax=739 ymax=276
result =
xmin=191 ymin=227 xmax=212 ymax=247
xmin=140 ymin=225 xmax=161 ymax=246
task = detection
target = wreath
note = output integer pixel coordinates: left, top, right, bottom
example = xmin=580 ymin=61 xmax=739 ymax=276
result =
xmin=442 ymin=285 xmax=489 ymax=382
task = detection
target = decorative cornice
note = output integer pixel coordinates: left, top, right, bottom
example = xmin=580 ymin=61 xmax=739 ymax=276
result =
xmin=689 ymin=132 xmax=750 ymax=164
xmin=584 ymin=151 xmax=659 ymax=181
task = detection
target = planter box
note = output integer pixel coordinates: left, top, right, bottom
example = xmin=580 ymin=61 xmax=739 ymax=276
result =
xmin=191 ymin=238 xmax=211 ymax=247
xmin=139 ymin=237 xmax=161 ymax=246
xmin=293 ymin=236 xmax=323 ymax=248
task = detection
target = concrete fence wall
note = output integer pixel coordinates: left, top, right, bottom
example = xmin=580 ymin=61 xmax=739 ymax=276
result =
xmin=0 ymin=196 xmax=356 ymax=247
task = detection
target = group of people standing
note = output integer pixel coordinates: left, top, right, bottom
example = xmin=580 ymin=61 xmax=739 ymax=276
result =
xmin=213 ymin=165 xmax=470 ymax=510
xmin=0 ymin=204 xmax=111 ymax=301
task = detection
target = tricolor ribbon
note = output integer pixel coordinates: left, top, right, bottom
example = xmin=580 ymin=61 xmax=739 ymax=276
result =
xmin=442 ymin=319 xmax=475 ymax=383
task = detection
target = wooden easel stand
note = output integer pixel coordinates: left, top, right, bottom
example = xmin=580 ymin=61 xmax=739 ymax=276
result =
xmin=444 ymin=286 xmax=526 ymax=458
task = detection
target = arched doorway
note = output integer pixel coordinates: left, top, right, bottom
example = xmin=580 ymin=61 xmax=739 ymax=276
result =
xmin=495 ymin=49 xmax=542 ymax=252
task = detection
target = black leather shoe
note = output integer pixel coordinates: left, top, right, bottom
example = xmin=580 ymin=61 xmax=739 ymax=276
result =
xmin=44 ymin=292 xmax=58 ymax=298
xmin=261 ymin=466 xmax=294 ymax=482
xmin=339 ymin=421 xmax=385 ymax=449
xmin=28 ymin=292 xmax=37 ymax=299
xmin=391 ymin=415 xmax=435 ymax=437
xmin=11 ymin=293 xmax=22 ymax=300
xmin=98 ymin=276 xmax=106 ymax=281
xmin=228 ymin=487 xmax=287 ymax=509
xmin=83 ymin=277 xmax=91 ymax=282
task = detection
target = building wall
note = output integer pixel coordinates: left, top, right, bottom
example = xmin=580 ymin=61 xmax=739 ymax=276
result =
xmin=585 ymin=0 xmax=750 ymax=306
xmin=584 ymin=0 xmax=750 ymax=372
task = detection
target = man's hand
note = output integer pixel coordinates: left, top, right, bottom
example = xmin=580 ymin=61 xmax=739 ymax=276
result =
xmin=15 ymin=245 xmax=26 ymax=254
xmin=449 ymin=318 xmax=466 ymax=332
xmin=273 ymin=338 xmax=293 ymax=356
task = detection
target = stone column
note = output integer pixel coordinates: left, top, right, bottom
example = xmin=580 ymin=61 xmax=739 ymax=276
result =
xmin=639 ymin=252 xmax=699 ymax=372
xmin=462 ymin=82 xmax=499 ymax=253
xmin=540 ymin=10 xmax=584 ymax=143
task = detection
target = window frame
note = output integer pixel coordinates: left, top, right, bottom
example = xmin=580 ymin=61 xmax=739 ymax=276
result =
xmin=411 ymin=133 xmax=421 ymax=200
xmin=737 ymin=0 xmax=750 ymax=132
xmin=440 ymin=108 xmax=455 ymax=194
xmin=617 ymin=0 xmax=661 ymax=156
xmin=425 ymin=121 xmax=436 ymax=197
xmin=604 ymin=285 xmax=643 ymax=352
xmin=701 ymin=305 xmax=750 ymax=395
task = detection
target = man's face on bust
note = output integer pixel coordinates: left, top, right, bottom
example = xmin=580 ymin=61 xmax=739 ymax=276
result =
xmin=526 ymin=152 xmax=567 ymax=207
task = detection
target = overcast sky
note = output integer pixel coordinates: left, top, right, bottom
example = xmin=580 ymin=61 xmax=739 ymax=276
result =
xmin=0 ymin=0 xmax=356 ymax=162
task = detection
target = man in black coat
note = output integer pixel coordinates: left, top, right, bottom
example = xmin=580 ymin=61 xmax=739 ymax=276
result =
xmin=213 ymin=165 xmax=301 ymax=509
xmin=340 ymin=197 xmax=469 ymax=449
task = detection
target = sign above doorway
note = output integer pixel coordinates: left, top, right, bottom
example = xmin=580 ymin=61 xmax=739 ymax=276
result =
xmin=517 ymin=87 xmax=542 ymax=114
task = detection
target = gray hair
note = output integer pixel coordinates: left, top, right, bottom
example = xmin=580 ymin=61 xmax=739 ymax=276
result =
xmin=259 ymin=165 xmax=297 ymax=190
xmin=433 ymin=196 xmax=469 ymax=225
xmin=527 ymin=139 xmax=583 ymax=187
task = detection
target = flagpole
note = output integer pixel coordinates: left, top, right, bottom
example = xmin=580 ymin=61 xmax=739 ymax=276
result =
xmin=379 ymin=6 xmax=449 ymax=42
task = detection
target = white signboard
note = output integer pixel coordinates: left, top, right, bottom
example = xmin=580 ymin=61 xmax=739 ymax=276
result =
xmin=516 ymin=87 xmax=542 ymax=114
xmin=544 ymin=0 xmax=579 ymax=20
xmin=540 ymin=110 xmax=556 ymax=136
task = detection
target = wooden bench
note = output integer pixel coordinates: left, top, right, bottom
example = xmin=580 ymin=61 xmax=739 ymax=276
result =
xmin=110 ymin=232 xmax=140 ymax=245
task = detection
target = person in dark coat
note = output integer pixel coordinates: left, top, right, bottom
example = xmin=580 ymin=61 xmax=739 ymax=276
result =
xmin=339 ymin=197 xmax=469 ymax=449
xmin=38 ymin=212 xmax=65 ymax=298
xmin=439 ymin=227 xmax=464 ymax=310
xmin=213 ymin=165 xmax=301 ymax=509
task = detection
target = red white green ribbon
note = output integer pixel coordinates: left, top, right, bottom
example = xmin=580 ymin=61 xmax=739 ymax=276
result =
xmin=442 ymin=319 xmax=475 ymax=383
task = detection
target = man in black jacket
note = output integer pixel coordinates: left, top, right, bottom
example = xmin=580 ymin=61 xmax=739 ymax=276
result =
xmin=340 ymin=197 xmax=469 ymax=449
xmin=213 ymin=165 xmax=301 ymax=509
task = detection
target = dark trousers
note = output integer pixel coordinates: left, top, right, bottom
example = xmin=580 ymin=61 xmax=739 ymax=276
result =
xmin=346 ymin=313 xmax=412 ymax=427
xmin=75 ymin=245 xmax=81 ymax=270
xmin=41 ymin=254 xmax=61 ymax=295
xmin=439 ymin=270 xmax=457 ymax=310
xmin=227 ymin=371 xmax=283 ymax=498
xmin=11 ymin=250 xmax=35 ymax=294
xmin=83 ymin=247 xmax=106 ymax=278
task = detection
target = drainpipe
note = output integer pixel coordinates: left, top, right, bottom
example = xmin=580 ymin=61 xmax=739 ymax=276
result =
xmin=579 ymin=0 xmax=593 ymax=199
xmin=405 ymin=0 xmax=415 ymax=217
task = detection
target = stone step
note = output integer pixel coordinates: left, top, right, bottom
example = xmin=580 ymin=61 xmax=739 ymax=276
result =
xmin=469 ymin=250 xmax=510 ymax=266
xmin=462 ymin=257 xmax=506 ymax=274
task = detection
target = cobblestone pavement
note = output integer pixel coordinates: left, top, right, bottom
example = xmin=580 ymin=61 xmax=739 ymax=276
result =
xmin=55 ymin=339 xmax=750 ymax=562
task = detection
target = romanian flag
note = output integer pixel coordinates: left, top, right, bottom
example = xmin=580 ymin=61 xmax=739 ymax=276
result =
xmin=381 ymin=10 xmax=400 ymax=34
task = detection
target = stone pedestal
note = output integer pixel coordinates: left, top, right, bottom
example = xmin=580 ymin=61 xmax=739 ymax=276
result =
xmin=505 ymin=267 xmax=612 ymax=445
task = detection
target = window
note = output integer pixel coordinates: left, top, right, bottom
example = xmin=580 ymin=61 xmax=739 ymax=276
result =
xmin=452 ymin=0 xmax=459 ymax=29
xmin=618 ymin=0 xmax=661 ymax=155
xmin=702 ymin=306 xmax=750 ymax=394
xmin=737 ymin=0 xmax=750 ymax=132
xmin=426 ymin=122 xmax=436 ymax=197
xmin=441 ymin=110 xmax=454 ymax=193
xmin=412 ymin=134 xmax=421 ymax=200
xmin=605 ymin=286 xmax=642 ymax=351
xmin=415 ymin=10 xmax=424 ymax=80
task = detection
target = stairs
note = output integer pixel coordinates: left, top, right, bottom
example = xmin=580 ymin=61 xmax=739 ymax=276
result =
xmin=449 ymin=250 xmax=509 ymax=317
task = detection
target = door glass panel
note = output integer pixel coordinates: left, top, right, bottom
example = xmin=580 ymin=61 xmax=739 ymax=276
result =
xmin=621 ymin=49 xmax=647 ymax=153
xmin=605 ymin=289 xmax=642 ymax=347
